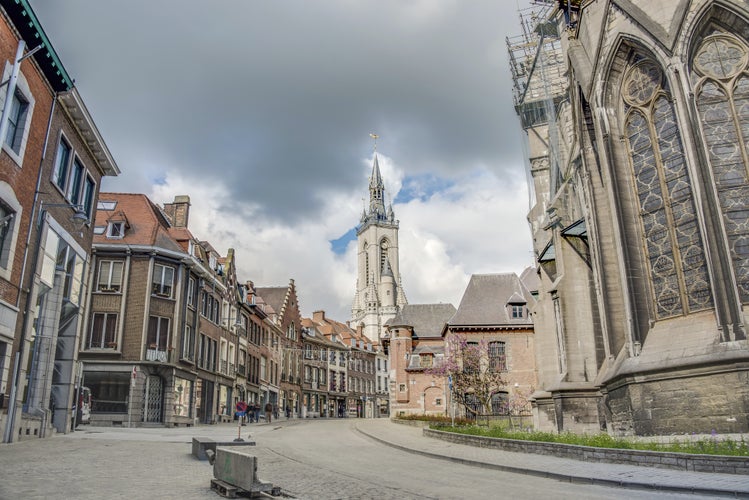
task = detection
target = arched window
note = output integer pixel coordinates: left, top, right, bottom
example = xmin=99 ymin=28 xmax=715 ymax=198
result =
xmin=622 ymin=59 xmax=713 ymax=318
xmin=380 ymin=239 xmax=389 ymax=272
xmin=692 ymin=33 xmax=749 ymax=302
xmin=363 ymin=242 xmax=370 ymax=285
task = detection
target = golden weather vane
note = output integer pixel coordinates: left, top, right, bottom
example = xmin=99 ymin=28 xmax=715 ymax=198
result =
xmin=369 ymin=133 xmax=379 ymax=152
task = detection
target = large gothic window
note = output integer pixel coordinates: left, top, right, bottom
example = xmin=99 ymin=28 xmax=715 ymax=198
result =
xmin=622 ymin=59 xmax=713 ymax=318
xmin=692 ymin=34 xmax=749 ymax=302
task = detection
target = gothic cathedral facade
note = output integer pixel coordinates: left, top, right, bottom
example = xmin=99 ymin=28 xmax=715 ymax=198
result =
xmin=351 ymin=155 xmax=407 ymax=344
xmin=511 ymin=0 xmax=749 ymax=435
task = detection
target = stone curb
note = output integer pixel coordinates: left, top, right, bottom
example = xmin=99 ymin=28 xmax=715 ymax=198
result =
xmin=354 ymin=423 xmax=749 ymax=498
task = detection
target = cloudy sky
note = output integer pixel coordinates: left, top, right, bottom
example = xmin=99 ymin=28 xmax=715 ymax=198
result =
xmin=29 ymin=0 xmax=538 ymax=321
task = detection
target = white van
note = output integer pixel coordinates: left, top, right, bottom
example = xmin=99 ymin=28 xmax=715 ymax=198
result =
xmin=75 ymin=386 xmax=91 ymax=426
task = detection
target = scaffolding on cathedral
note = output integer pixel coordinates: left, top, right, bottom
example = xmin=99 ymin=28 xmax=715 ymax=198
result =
xmin=506 ymin=0 xmax=571 ymax=206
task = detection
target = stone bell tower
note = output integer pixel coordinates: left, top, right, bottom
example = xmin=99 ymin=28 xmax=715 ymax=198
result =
xmin=351 ymin=154 xmax=407 ymax=344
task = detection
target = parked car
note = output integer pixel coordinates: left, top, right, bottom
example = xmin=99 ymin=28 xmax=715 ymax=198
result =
xmin=74 ymin=386 xmax=92 ymax=426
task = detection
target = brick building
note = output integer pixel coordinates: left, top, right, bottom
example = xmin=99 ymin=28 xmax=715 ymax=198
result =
xmin=82 ymin=194 xmax=242 ymax=426
xmin=445 ymin=274 xmax=537 ymax=417
xmin=0 ymin=0 xmax=119 ymax=442
xmin=256 ymin=281 xmax=303 ymax=417
xmin=383 ymin=303 xmax=456 ymax=417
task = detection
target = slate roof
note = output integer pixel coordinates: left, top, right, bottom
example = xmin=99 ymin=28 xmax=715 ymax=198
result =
xmin=448 ymin=273 xmax=534 ymax=327
xmin=519 ymin=266 xmax=540 ymax=296
xmin=254 ymin=287 xmax=287 ymax=313
xmin=385 ymin=303 xmax=456 ymax=338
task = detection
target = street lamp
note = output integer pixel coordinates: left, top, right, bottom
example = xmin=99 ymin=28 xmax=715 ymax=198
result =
xmin=3 ymin=200 xmax=90 ymax=443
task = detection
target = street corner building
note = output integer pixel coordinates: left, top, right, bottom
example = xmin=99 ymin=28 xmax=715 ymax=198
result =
xmin=0 ymin=0 xmax=120 ymax=441
xmin=509 ymin=0 xmax=749 ymax=435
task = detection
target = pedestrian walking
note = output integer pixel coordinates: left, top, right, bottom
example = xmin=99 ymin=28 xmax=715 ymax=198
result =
xmin=285 ymin=405 xmax=291 ymax=419
xmin=265 ymin=402 xmax=273 ymax=423
xmin=253 ymin=402 xmax=260 ymax=423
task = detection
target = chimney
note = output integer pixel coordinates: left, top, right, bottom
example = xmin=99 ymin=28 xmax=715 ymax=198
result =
xmin=313 ymin=310 xmax=326 ymax=322
xmin=163 ymin=195 xmax=191 ymax=228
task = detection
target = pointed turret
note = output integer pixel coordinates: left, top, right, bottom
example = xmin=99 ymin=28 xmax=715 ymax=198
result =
xmin=368 ymin=155 xmax=386 ymax=220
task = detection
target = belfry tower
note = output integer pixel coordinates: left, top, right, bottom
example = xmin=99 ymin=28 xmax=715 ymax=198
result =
xmin=351 ymin=154 xmax=407 ymax=344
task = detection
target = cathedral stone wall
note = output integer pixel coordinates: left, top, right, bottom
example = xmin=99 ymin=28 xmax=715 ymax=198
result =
xmin=516 ymin=0 xmax=749 ymax=435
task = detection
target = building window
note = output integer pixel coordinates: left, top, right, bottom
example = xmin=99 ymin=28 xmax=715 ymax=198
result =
xmin=399 ymin=383 xmax=406 ymax=392
xmin=0 ymin=202 xmax=15 ymax=269
xmin=5 ymin=89 xmax=28 ymax=154
xmin=88 ymin=312 xmax=117 ymax=349
xmin=67 ymin=159 xmax=84 ymax=205
xmin=147 ymin=315 xmax=169 ymax=351
xmin=97 ymin=260 xmax=123 ymax=292
xmin=82 ymin=176 xmax=95 ymax=217
xmin=491 ymin=391 xmax=509 ymax=415
xmin=97 ymin=200 xmax=117 ymax=211
xmin=187 ymin=277 xmax=195 ymax=307
xmin=622 ymin=58 xmax=712 ymax=317
xmin=86 ymin=371 xmax=129 ymax=414
xmin=152 ymin=263 xmax=174 ymax=298
xmin=107 ymin=222 xmax=124 ymax=239
xmin=52 ymin=138 xmax=71 ymax=191
xmin=364 ymin=242 xmax=370 ymax=285
xmin=56 ymin=240 xmax=84 ymax=307
xmin=380 ymin=239 xmax=389 ymax=272
xmin=489 ymin=341 xmax=507 ymax=372
xmin=181 ymin=325 xmax=194 ymax=361
xmin=511 ymin=305 xmax=524 ymax=318
xmin=692 ymin=33 xmax=749 ymax=303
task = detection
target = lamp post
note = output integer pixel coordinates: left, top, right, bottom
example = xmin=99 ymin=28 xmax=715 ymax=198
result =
xmin=3 ymin=201 xmax=89 ymax=443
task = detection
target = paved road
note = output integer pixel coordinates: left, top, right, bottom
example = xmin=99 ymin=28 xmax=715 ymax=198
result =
xmin=0 ymin=418 xmax=708 ymax=499
xmin=257 ymin=420 xmax=692 ymax=500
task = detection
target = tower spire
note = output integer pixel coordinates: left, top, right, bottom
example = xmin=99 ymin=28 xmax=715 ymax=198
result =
xmin=368 ymin=153 xmax=386 ymax=220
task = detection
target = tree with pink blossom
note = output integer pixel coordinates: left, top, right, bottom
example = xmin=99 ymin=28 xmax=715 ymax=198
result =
xmin=427 ymin=333 xmax=507 ymax=418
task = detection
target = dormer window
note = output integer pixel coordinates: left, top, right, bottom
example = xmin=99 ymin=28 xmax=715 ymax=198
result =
xmin=107 ymin=221 xmax=125 ymax=238
xmin=105 ymin=211 xmax=129 ymax=239
xmin=511 ymin=305 xmax=524 ymax=318
xmin=506 ymin=292 xmax=527 ymax=319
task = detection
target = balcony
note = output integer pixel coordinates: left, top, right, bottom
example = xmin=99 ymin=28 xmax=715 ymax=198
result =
xmin=220 ymin=360 xmax=228 ymax=373
xmin=237 ymin=365 xmax=246 ymax=376
xmin=146 ymin=348 xmax=170 ymax=363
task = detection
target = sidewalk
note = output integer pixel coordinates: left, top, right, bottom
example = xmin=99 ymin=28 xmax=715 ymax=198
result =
xmin=354 ymin=419 xmax=749 ymax=498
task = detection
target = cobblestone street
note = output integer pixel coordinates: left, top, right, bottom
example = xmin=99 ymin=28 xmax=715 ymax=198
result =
xmin=2 ymin=419 xmax=741 ymax=499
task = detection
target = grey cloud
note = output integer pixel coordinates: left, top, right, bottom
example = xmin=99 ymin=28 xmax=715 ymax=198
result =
xmin=30 ymin=0 xmax=531 ymax=223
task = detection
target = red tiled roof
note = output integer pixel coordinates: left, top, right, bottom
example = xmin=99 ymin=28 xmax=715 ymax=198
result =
xmin=94 ymin=193 xmax=182 ymax=253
